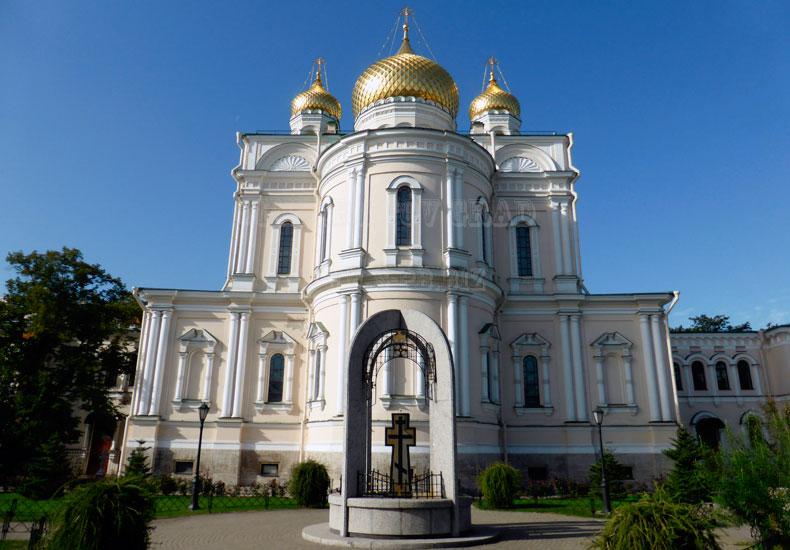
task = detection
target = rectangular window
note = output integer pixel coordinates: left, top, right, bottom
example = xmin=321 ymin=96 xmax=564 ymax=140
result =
xmin=174 ymin=461 xmax=194 ymax=475
xmin=516 ymin=225 xmax=533 ymax=276
xmin=692 ymin=362 xmax=707 ymax=391
xmin=260 ymin=463 xmax=278 ymax=476
xmin=716 ymin=362 xmax=730 ymax=391
xmin=737 ymin=361 xmax=754 ymax=390
xmin=277 ymin=223 xmax=294 ymax=275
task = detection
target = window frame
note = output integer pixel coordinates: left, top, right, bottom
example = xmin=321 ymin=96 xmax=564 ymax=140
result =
xmin=737 ymin=359 xmax=754 ymax=391
xmin=523 ymin=355 xmax=541 ymax=407
xmin=715 ymin=361 xmax=730 ymax=391
xmin=692 ymin=361 xmax=707 ymax=391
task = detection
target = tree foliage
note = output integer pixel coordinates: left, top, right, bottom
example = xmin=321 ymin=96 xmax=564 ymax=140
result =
xmin=0 ymin=248 xmax=138 ymax=491
xmin=478 ymin=462 xmax=521 ymax=509
xmin=671 ymin=314 xmax=751 ymax=333
xmin=590 ymin=486 xmax=721 ymax=550
xmin=588 ymin=450 xmax=630 ymax=500
xmin=662 ymin=426 xmax=714 ymax=504
xmin=715 ymin=401 xmax=790 ymax=547
xmin=290 ymin=459 xmax=330 ymax=507
xmin=124 ymin=441 xmax=151 ymax=479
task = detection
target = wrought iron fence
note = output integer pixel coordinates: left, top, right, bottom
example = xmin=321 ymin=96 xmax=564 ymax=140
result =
xmin=357 ymin=470 xmax=444 ymax=498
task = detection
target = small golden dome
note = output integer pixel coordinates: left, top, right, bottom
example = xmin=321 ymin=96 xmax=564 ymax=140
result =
xmin=468 ymin=72 xmax=520 ymax=120
xmin=351 ymin=27 xmax=459 ymax=118
xmin=291 ymin=72 xmax=342 ymax=121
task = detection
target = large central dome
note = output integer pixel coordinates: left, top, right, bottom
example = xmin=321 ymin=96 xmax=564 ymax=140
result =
xmin=351 ymin=32 xmax=459 ymax=118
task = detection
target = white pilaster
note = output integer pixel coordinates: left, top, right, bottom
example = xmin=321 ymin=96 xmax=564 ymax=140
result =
xmin=560 ymin=315 xmax=576 ymax=420
xmin=594 ymin=355 xmax=606 ymax=405
xmin=335 ymin=294 xmax=350 ymax=415
xmin=133 ymin=311 xmax=154 ymax=415
xmin=244 ymin=200 xmax=260 ymax=274
xmin=551 ymin=201 xmax=563 ymax=276
xmin=560 ymin=203 xmax=572 ymax=275
xmin=459 ymin=296 xmax=470 ymax=416
xmin=650 ymin=314 xmax=672 ymax=420
xmin=307 ymin=349 xmax=316 ymax=400
xmin=353 ymin=169 xmax=364 ymax=249
xmin=221 ymin=312 xmax=240 ymax=417
xmin=570 ymin=314 xmax=586 ymax=421
xmin=381 ymin=346 xmax=391 ymax=397
xmin=540 ymin=353 xmax=552 ymax=408
xmin=236 ymin=201 xmax=251 ymax=273
xmin=445 ymin=167 xmax=456 ymax=250
xmin=148 ymin=310 xmax=172 ymax=416
xmin=226 ymin=201 xmax=242 ymax=281
xmin=491 ymin=348 xmax=500 ymax=404
xmin=349 ymin=292 xmax=362 ymax=335
xmin=454 ymin=169 xmax=465 ymax=250
xmin=202 ymin=352 xmax=214 ymax=402
xmin=513 ymin=354 xmax=524 ymax=407
xmin=416 ymin=355 xmax=426 ymax=399
xmin=447 ymin=293 xmax=459 ymax=414
xmin=345 ymin=169 xmax=356 ymax=249
xmin=231 ymin=311 xmax=249 ymax=418
xmin=173 ymin=351 xmax=188 ymax=402
xmin=317 ymin=346 xmax=327 ymax=401
xmin=639 ymin=314 xmax=661 ymax=421
xmin=623 ymin=354 xmax=635 ymax=406
xmin=480 ymin=347 xmax=490 ymax=403
xmin=285 ymin=352 xmax=294 ymax=404
xmin=256 ymin=352 xmax=268 ymax=404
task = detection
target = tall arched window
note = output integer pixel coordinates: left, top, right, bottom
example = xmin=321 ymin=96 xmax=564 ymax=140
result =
xmin=737 ymin=360 xmax=754 ymax=390
xmin=673 ymin=362 xmax=683 ymax=391
xmin=692 ymin=361 xmax=707 ymax=391
xmin=715 ymin=361 xmax=730 ymax=391
xmin=320 ymin=208 xmax=329 ymax=262
xmin=516 ymin=225 xmax=532 ymax=276
xmin=396 ymin=186 xmax=412 ymax=246
xmin=277 ymin=222 xmax=293 ymax=274
xmin=267 ymin=354 xmax=285 ymax=403
xmin=523 ymin=355 xmax=540 ymax=407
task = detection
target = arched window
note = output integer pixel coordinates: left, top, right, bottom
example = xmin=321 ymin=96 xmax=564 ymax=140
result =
xmin=715 ymin=361 xmax=730 ymax=391
xmin=267 ymin=354 xmax=285 ymax=403
xmin=692 ymin=361 xmax=707 ymax=391
xmin=516 ymin=225 xmax=532 ymax=276
xmin=737 ymin=360 xmax=754 ymax=390
xmin=320 ymin=208 xmax=329 ymax=262
xmin=396 ymin=186 xmax=412 ymax=246
xmin=277 ymin=222 xmax=293 ymax=274
xmin=523 ymin=355 xmax=540 ymax=407
xmin=674 ymin=362 xmax=683 ymax=391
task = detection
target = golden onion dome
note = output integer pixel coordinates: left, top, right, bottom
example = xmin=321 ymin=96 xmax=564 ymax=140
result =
xmin=351 ymin=27 xmax=459 ymax=118
xmin=468 ymin=71 xmax=520 ymax=120
xmin=291 ymin=72 xmax=342 ymax=121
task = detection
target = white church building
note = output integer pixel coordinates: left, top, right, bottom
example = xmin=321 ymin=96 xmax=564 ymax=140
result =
xmin=112 ymin=22 xmax=790 ymax=487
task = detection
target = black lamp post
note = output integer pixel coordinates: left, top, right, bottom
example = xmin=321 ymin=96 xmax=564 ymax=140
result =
xmin=189 ymin=402 xmax=210 ymax=511
xmin=592 ymin=407 xmax=612 ymax=514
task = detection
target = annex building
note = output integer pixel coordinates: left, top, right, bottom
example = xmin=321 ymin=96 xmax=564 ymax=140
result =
xmin=96 ymin=21 xmax=790 ymax=487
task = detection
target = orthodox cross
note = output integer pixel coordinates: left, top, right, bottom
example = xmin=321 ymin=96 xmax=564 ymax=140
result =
xmin=385 ymin=413 xmax=416 ymax=496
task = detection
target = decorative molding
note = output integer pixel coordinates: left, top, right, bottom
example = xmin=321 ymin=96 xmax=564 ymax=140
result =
xmin=270 ymin=155 xmax=311 ymax=172
xmin=500 ymin=156 xmax=541 ymax=173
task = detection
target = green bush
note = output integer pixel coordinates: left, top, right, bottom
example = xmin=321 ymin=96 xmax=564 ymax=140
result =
xmin=478 ymin=462 xmax=521 ymax=509
xmin=290 ymin=459 xmax=330 ymax=507
xmin=590 ymin=487 xmax=721 ymax=550
xmin=124 ymin=441 xmax=151 ymax=479
xmin=588 ymin=451 xmax=629 ymax=500
xmin=662 ymin=426 xmax=714 ymax=504
xmin=45 ymin=477 xmax=156 ymax=550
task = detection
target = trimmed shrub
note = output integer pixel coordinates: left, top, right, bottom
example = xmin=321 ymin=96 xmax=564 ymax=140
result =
xmin=290 ymin=459 xmax=330 ymax=507
xmin=478 ymin=462 xmax=521 ymax=509
xmin=45 ymin=477 xmax=156 ymax=550
xmin=590 ymin=487 xmax=721 ymax=550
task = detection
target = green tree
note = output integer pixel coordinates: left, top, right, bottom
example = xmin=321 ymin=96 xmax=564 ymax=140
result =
xmin=715 ymin=401 xmax=790 ymax=547
xmin=124 ymin=441 xmax=151 ymax=479
xmin=671 ymin=314 xmax=751 ymax=333
xmin=478 ymin=462 xmax=521 ymax=509
xmin=589 ymin=451 xmax=629 ymax=499
xmin=0 ymin=248 xmax=138 ymax=492
xmin=662 ymin=426 xmax=713 ymax=504
xmin=290 ymin=459 xmax=330 ymax=507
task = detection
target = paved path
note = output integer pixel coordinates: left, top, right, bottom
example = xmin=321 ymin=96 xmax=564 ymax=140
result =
xmin=150 ymin=507 xmax=754 ymax=550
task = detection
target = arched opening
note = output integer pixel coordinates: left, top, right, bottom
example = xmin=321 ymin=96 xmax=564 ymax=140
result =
xmin=85 ymin=412 xmax=116 ymax=477
xmin=396 ymin=187 xmax=412 ymax=246
xmin=515 ymin=225 xmax=532 ymax=276
xmin=277 ymin=222 xmax=293 ymax=274
xmin=696 ymin=417 xmax=725 ymax=448
xmin=523 ymin=356 xmax=540 ymax=407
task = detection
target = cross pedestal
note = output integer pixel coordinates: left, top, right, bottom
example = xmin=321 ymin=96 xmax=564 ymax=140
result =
xmin=385 ymin=413 xmax=416 ymax=496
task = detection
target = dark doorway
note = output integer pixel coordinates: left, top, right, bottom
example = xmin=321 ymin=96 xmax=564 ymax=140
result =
xmin=695 ymin=417 xmax=725 ymax=448
xmin=85 ymin=414 xmax=116 ymax=477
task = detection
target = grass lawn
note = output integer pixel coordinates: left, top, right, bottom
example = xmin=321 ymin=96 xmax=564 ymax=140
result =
xmin=0 ymin=541 xmax=28 ymax=549
xmin=476 ymin=496 xmax=639 ymax=518
xmin=153 ymin=495 xmax=301 ymax=518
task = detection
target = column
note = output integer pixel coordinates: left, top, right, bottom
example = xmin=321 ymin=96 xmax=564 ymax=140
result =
xmin=345 ymin=169 xmax=356 ymax=249
xmin=138 ymin=310 xmax=161 ymax=415
xmin=317 ymin=347 xmax=327 ymax=401
xmin=594 ymin=355 xmax=606 ymax=405
xmin=480 ymin=347 xmax=490 ymax=403
xmin=353 ymin=169 xmax=364 ymax=249
xmin=445 ymin=167 xmax=456 ymax=250
xmin=416 ymin=355 xmax=426 ymax=399
xmin=491 ymin=347 xmax=500 ymax=404
xmin=381 ymin=347 xmax=391 ymax=397
xmin=752 ymin=364 xmax=763 ymax=395
xmin=201 ymin=352 xmax=214 ymax=402
xmin=560 ymin=203 xmax=572 ymax=275
xmin=236 ymin=201 xmax=250 ymax=273
xmin=623 ymin=354 xmax=635 ymax=405
xmin=639 ymin=314 xmax=661 ymax=421
xmin=232 ymin=312 xmax=250 ymax=418
xmin=459 ymin=296 xmax=470 ymax=416
xmin=708 ymin=362 xmax=719 ymax=404
xmin=307 ymin=349 xmax=316 ymax=401
xmin=447 ymin=293 xmax=459 ymax=414
xmin=349 ymin=292 xmax=362 ymax=336
xmin=551 ymin=202 xmax=564 ymax=276
xmin=570 ymin=314 xmax=587 ymax=421
xmin=226 ymin=201 xmax=242 ymax=280
xmin=221 ymin=312 xmax=240 ymax=417
xmin=256 ymin=350 xmax=269 ymax=403
xmin=335 ymin=294 xmax=350 ymax=415
xmin=454 ymin=169 xmax=465 ymax=250
xmin=244 ymin=200 xmax=260 ymax=274
xmin=148 ymin=310 xmax=172 ymax=416
xmin=730 ymin=361 xmax=742 ymax=404
xmin=173 ymin=350 xmax=188 ymax=402
xmin=540 ymin=353 xmax=553 ymax=408
xmin=513 ymin=354 xmax=524 ymax=407
xmin=650 ymin=315 xmax=672 ymax=420
xmin=284 ymin=353 xmax=294 ymax=404
xmin=132 ymin=311 xmax=152 ymax=415
xmin=560 ymin=315 xmax=576 ymax=420
xmin=684 ymin=364 xmax=694 ymax=398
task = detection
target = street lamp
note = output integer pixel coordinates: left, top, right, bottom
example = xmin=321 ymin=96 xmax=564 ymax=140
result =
xmin=592 ymin=407 xmax=612 ymax=514
xmin=189 ymin=402 xmax=210 ymax=511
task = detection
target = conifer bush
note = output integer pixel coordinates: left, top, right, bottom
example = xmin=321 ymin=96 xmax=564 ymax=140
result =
xmin=478 ymin=462 xmax=521 ymax=509
xmin=290 ymin=459 xmax=330 ymax=507
xmin=662 ymin=426 xmax=713 ymax=504
xmin=45 ymin=476 xmax=155 ymax=550
xmin=588 ymin=451 xmax=629 ymax=499
xmin=590 ymin=486 xmax=721 ymax=550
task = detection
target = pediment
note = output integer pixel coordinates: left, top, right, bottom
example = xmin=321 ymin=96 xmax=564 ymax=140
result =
xmin=259 ymin=330 xmax=298 ymax=346
xmin=478 ymin=323 xmax=501 ymax=340
xmin=590 ymin=331 xmax=633 ymax=349
xmin=307 ymin=322 xmax=329 ymax=339
xmin=511 ymin=332 xmax=551 ymax=349
xmin=177 ymin=328 xmax=217 ymax=344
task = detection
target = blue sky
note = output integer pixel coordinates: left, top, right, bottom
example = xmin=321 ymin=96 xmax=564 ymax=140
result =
xmin=1 ymin=1 xmax=788 ymax=328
